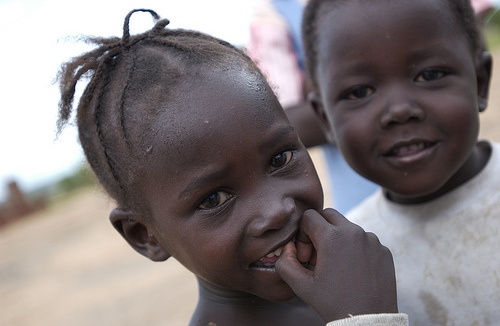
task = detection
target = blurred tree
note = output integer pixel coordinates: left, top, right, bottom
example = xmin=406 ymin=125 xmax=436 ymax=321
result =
xmin=56 ymin=164 xmax=97 ymax=194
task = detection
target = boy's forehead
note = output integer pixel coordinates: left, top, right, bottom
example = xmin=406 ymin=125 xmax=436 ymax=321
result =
xmin=319 ymin=0 xmax=450 ymax=29
xmin=317 ymin=0 xmax=458 ymax=57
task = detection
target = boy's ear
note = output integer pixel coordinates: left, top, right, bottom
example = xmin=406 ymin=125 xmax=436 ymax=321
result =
xmin=476 ymin=50 xmax=492 ymax=113
xmin=307 ymin=91 xmax=336 ymax=143
xmin=109 ymin=208 xmax=170 ymax=262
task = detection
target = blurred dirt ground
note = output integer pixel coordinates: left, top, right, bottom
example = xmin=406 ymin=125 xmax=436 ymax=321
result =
xmin=2 ymin=49 xmax=500 ymax=325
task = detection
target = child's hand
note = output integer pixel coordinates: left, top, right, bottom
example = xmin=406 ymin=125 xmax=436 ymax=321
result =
xmin=275 ymin=208 xmax=398 ymax=322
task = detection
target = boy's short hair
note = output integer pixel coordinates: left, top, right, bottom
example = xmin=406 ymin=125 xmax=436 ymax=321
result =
xmin=302 ymin=0 xmax=480 ymax=90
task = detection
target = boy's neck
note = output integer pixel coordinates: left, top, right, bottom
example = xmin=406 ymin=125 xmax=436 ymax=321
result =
xmin=189 ymin=277 xmax=323 ymax=326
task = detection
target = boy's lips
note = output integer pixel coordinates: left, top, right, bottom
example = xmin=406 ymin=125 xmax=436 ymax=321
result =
xmin=384 ymin=140 xmax=437 ymax=157
xmin=382 ymin=139 xmax=438 ymax=167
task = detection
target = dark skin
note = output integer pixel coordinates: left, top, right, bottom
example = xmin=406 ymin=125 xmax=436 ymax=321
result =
xmin=309 ymin=0 xmax=492 ymax=204
xmin=286 ymin=4 xmax=490 ymax=151
xmin=276 ymin=208 xmax=398 ymax=321
xmin=109 ymin=63 xmax=398 ymax=324
xmin=285 ymin=100 xmax=328 ymax=148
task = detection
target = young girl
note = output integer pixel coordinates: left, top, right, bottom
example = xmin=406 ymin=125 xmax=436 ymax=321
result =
xmin=56 ymin=9 xmax=406 ymax=325
xmin=301 ymin=0 xmax=499 ymax=324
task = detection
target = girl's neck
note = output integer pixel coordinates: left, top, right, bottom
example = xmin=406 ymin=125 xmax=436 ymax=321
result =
xmin=189 ymin=277 xmax=323 ymax=326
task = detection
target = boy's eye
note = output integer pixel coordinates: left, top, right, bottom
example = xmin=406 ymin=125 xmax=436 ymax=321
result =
xmin=343 ymin=85 xmax=374 ymax=100
xmin=270 ymin=150 xmax=293 ymax=169
xmin=199 ymin=191 xmax=232 ymax=210
xmin=415 ymin=68 xmax=447 ymax=82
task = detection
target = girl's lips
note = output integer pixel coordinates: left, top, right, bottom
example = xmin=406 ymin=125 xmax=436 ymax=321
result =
xmin=265 ymin=246 xmax=283 ymax=258
xmin=250 ymin=246 xmax=284 ymax=269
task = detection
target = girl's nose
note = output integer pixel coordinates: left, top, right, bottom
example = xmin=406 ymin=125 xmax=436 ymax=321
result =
xmin=247 ymin=196 xmax=295 ymax=238
xmin=379 ymin=88 xmax=425 ymax=127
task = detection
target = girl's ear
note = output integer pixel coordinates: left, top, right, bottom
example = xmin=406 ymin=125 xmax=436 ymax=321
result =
xmin=476 ymin=51 xmax=492 ymax=113
xmin=109 ymin=208 xmax=170 ymax=261
xmin=307 ymin=91 xmax=336 ymax=144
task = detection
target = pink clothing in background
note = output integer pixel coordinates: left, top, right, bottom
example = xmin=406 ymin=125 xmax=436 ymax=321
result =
xmin=247 ymin=1 xmax=304 ymax=108
xmin=471 ymin=0 xmax=500 ymax=15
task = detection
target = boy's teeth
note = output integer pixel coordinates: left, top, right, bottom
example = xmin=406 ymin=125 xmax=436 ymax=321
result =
xmin=394 ymin=143 xmax=424 ymax=155
xmin=265 ymin=246 xmax=283 ymax=258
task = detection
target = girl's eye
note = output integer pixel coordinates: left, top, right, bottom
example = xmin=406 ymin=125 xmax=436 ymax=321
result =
xmin=199 ymin=191 xmax=232 ymax=210
xmin=343 ymin=85 xmax=374 ymax=100
xmin=415 ymin=68 xmax=447 ymax=82
xmin=270 ymin=150 xmax=293 ymax=169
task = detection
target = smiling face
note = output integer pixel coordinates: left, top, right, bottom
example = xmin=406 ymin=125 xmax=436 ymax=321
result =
xmin=138 ymin=66 xmax=323 ymax=302
xmin=314 ymin=0 xmax=490 ymax=203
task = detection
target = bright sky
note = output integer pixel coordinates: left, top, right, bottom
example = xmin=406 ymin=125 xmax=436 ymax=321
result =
xmin=0 ymin=0 xmax=255 ymax=200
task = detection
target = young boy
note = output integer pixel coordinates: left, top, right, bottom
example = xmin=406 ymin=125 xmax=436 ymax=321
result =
xmin=247 ymin=0 xmax=379 ymax=215
xmin=301 ymin=0 xmax=499 ymax=324
xmin=56 ymin=8 xmax=406 ymax=325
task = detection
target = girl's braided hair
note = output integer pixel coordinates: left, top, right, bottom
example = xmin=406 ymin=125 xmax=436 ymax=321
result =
xmin=56 ymin=9 xmax=263 ymax=213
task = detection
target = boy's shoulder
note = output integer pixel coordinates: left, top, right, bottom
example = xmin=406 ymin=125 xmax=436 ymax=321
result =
xmin=346 ymin=189 xmax=384 ymax=226
xmin=475 ymin=140 xmax=500 ymax=182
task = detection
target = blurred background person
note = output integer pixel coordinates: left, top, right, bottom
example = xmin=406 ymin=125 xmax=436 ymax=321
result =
xmin=473 ymin=0 xmax=500 ymax=26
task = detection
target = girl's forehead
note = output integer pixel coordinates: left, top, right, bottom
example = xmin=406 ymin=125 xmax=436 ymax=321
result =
xmin=138 ymin=72 xmax=293 ymax=197
xmin=168 ymin=68 xmax=276 ymax=115
xmin=147 ymin=67 xmax=287 ymax=146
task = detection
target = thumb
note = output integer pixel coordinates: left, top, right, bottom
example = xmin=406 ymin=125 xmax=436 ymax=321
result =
xmin=275 ymin=242 xmax=313 ymax=293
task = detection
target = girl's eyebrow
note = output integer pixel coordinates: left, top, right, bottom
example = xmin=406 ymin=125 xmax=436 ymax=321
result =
xmin=258 ymin=125 xmax=296 ymax=152
xmin=178 ymin=125 xmax=296 ymax=200
xmin=178 ymin=167 xmax=231 ymax=200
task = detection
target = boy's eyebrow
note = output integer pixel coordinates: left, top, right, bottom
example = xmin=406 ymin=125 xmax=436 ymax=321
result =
xmin=333 ymin=62 xmax=374 ymax=78
xmin=406 ymin=46 xmax=455 ymax=63
xmin=334 ymin=45 xmax=454 ymax=78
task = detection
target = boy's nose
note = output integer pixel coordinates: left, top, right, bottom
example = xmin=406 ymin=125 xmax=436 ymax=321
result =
xmin=379 ymin=89 xmax=425 ymax=127
xmin=247 ymin=196 xmax=296 ymax=238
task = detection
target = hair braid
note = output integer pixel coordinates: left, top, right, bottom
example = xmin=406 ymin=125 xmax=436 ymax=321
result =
xmin=56 ymin=9 xmax=264 ymax=212
xmin=57 ymin=43 xmax=121 ymax=133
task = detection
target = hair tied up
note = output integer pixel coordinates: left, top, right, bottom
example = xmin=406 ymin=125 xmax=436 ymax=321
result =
xmin=121 ymin=8 xmax=168 ymax=47
xmin=152 ymin=18 xmax=171 ymax=34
